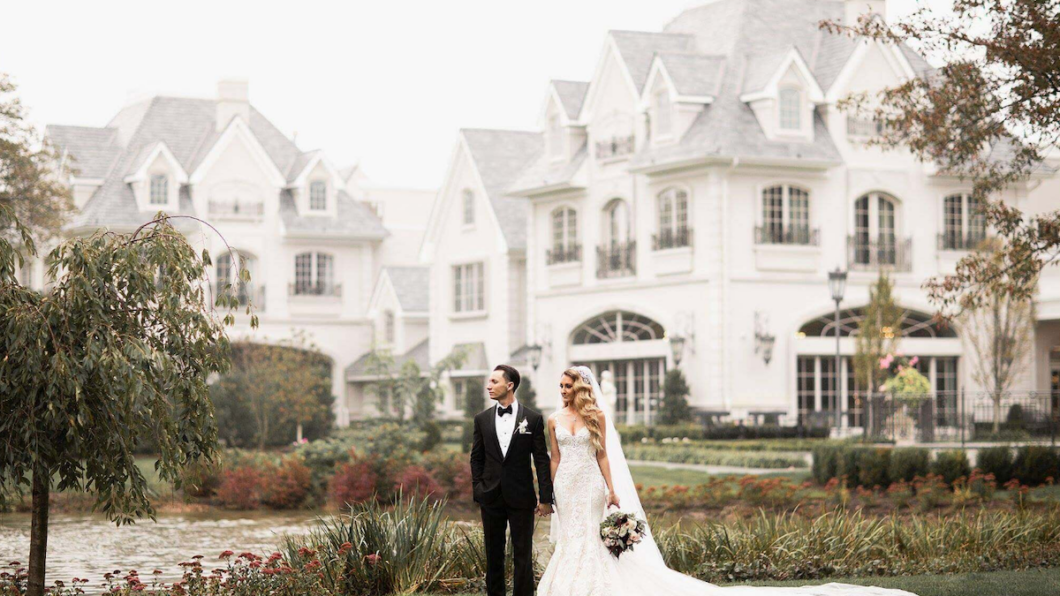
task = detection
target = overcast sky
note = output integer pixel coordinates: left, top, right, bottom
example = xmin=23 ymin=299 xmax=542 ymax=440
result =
xmin=5 ymin=0 xmax=946 ymax=190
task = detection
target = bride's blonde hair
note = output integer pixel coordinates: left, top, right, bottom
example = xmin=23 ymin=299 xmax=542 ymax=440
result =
xmin=561 ymin=368 xmax=604 ymax=452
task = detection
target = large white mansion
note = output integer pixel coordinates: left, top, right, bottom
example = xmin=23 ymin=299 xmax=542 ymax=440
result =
xmin=421 ymin=0 xmax=1060 ymax=428
xmin=39 ymin=79 xmax=433 ymax=425
xmin=39 ymin=0 xmax=1060 ymax=429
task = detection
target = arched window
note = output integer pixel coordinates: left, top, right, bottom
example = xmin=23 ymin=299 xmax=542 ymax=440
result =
xmin=548 ymin=206 xmax=579 ymax=264
xmin=778 ymin=87 xmax=801 ymax=131
xmin=216 ymin=251 xmax=258 ymax=306
xmin=292 ymin=251 xmax=337 ymax=296
xmin=655 ymin=188 xmax=691 ymax=250
xmin=547 ymin=112 xmax=563 ymax=158
xmin=653 ymin=88 xmax=672 ymax=138
xmin=941 ymin=192 xmax=987 ymax=250
xmin=599 ymin=199 xmax=635 ymax=278
xmin=852 ymin=192 xmax=905 ymax=269
xmin=150 ymin=174 xmax=168 ymax=205
xmin=309 ymin=180 xmax=327 ymax=211
xmin=798 ymin=306 xmax=957 ymax=338
xmin=462 ymin=189 xmax=475 ymax=226
xmin=757 ymin=184 xmax=812 ymax=245
xmin=572 ymin=310 xmax=665 ymax=344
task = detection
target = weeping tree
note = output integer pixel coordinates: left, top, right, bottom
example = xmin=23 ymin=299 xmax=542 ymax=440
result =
xmin=0 ymin=206 xmax=252 ymax=596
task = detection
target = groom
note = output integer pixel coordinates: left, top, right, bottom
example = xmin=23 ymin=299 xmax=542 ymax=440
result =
xmin=470 ymin=364 xmax=553 ymax=596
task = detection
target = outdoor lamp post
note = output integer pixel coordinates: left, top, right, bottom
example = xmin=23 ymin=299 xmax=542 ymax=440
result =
xmin=828 ymin=267 xmax=848 ymax=433
xmin=669 ymin=334 xmax=686 ymax=367
xmin=527 ymin=343 xmax=542 ymax=371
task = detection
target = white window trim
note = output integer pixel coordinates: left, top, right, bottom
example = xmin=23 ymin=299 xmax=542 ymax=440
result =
xmin=450 ymin=261 xmax=486 ymax=317
xmin=149 ymin=174 xmax=169 ymax=206
xmin=293 ymin=251 xmax=337 ymax=295
xmin=462 ymin=189 xmax=476 ymax=229
xmin=778 ymin=87 xmax=802 ymax=132
xmin=308 ymin=180 xmax=328 ymax=212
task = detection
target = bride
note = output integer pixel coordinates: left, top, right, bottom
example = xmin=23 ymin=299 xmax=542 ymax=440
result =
xmin=536 ymin=366 xmax=919 ymax=596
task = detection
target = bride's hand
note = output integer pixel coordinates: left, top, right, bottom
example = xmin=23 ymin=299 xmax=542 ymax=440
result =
xmin=607 ymin=491 xmax=620 ymax=508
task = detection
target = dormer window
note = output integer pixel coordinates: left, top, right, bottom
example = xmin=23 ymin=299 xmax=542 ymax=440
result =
xmin=149 ymin=174 xmax=168 ymax=205
xmin=462 ymin=189 xmax=475 ymax=226
xmin=778 ymin=88 xmax=801 ymax=131
xmin=547 ymin=113 xmax=563 ymax=158
xmin=653 ymin=89 xmax=672 ymax=138
xmin=309 ymin=180 xmax=327 ymax=211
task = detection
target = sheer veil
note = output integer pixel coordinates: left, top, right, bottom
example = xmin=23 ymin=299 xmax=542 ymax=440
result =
xmin=550 ymin=366 xmax=666 ymax=565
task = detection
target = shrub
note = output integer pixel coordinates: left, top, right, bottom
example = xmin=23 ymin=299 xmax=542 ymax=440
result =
xmin=931 ymin=450 xmax=971 ymax=486
xmin=180 ymin=457 xmax=223 ymax=498
xmin=393 ymin=465 xmax=442 ymax=502
xmin=217 ymin=466 xmax=264 ymax=510
xmin=329 ymin=454 xmax=380 ymax=507
xmin=262 ymin=456 xmax=312 ymax=509
xmin=811 ymin=445 xmax=840 ymax=485
xmin=977 ymin=446 xmax=1015 ymax=485
xmin=888 ymin=448 xmax=930 ymax=483
xmin=1013 ymin=445 xmax=1060 ymax=486
xmin=421 ymin=450 xmax=472 ymax=500
xmin=913 ymin=473 xmax=950 ymax=511
xmin=419 ymin=420 xmax=443 ymax=452
xmin=856 ymin=448 xmax=891 ymax=489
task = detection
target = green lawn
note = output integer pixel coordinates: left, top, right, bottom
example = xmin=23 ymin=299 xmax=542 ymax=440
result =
xmin=437 ymin=567 xmax=1060 ymax=596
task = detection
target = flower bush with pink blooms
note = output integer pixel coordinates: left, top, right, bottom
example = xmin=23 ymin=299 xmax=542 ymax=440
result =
xmin=879 ymin=352 xmax=930 ymax=401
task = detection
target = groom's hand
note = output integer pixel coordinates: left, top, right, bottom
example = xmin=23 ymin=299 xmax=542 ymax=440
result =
xmin=536 ymin=503 xmax=553 ymax=517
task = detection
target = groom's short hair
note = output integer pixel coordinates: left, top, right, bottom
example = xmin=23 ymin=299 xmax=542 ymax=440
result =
xmin=494 ymin=364 xmax=521 ymax=393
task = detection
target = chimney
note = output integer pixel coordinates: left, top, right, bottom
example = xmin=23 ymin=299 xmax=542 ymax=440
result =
xmin=844 ymin=0 xmax=886 ymax=26
xmin=216 ymin=78 xmax=249 ymax=131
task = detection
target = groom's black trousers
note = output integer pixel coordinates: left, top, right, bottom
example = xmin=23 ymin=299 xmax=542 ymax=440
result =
xmin=480 ymin=501 xmax=535 ymax=596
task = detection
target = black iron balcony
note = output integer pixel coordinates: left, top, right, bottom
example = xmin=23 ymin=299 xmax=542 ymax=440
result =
xmin=754 ymin=224 xmax=819 ymax=246
xmin=597 ymin=241 xmax=636 ymax=279
xmin=937 ymin=231 xmax=988 ymax=251
xmin=652 ymin=227 xmax=693 ymax=250
xmin=213 ymin=283 xmax=265 ymax=310
xmin=546 ymin=243 xmax=582 ymax=265
xmin=595 ymin=135 xmax=635 ymax=159
xmin=288 ymin=281 xmax=342 ymax=297
xmin=847 ymin=235 xmax=913 ymax=272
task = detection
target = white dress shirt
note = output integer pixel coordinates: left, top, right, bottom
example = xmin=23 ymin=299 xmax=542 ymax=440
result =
xmin=494 ymin=398 xmax=519 ymax=457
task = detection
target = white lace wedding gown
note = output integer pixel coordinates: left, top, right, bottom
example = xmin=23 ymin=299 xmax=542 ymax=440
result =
xmin=536 ymin=419 xmax=919 ymax=596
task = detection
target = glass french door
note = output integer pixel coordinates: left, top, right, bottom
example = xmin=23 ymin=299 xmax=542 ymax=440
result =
xmin=578 ymin=358 xmax=666 ymax=425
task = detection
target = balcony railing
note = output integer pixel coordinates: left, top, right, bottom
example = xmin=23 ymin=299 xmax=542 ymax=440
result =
xmin=937 ymin=231 xmax=988 ymax=251
xmin=288 ymin=281 xmax=342 ymax=297
xmin=546 ymin=243 xmax=582 ymax=265
xmin=847 ymin=235 xmax=913 ymax=272
xmin=595 ymin=135 xmax=634 ymax=159
xmin=754 ymin=224 xmax=819 ymax=246
xmin=652 ymin=227 xmax=693 ymax=250
xmin=597 ymin=241 xmax=636 ymax=279
xmin=213 ymin=283 xmax=265 ymax=310
xmin=208 ymin=200 xmax=265 ymax=219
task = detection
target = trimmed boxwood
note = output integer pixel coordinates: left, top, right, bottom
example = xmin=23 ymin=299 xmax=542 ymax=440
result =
xmin=931 ymin=450 xmax=972 ymax=485
xmin=888 ymin=448 xmax=931 ymax=483
xmin=857 ymin=448 xmax=892 ymax=489
xmin=977 ymin=446 xmax=1014 ymax=484
xmin=1013 ymin=446 xmax=1060 ymax=486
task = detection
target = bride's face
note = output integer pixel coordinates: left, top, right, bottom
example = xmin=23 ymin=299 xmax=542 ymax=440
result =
xmin=559 ymin=374 xmax=575 ymax=406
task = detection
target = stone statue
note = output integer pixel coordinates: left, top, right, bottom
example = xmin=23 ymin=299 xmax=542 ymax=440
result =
xmin=599 ymin=369 xmax=618 ymax=418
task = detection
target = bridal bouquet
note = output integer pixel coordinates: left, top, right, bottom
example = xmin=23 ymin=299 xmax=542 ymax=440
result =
xmin=599 ymin=507 xmax=646 ymax=559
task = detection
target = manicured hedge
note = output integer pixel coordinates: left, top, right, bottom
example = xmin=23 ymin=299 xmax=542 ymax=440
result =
xmin=617 ymin=423 xmax=829 ymax=443
xmin=812 ymin=444 xmax=1059 ymax=488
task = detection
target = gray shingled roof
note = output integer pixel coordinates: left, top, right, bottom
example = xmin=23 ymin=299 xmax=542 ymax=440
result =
xmin=46 ymin=125 xmax=122 ymax=179
xmin=610 ymin=30 xmax=696 ymax=93
xmin=345 ymin=338 xmax=430 ymax=380
xmin=460 ymin=129 xmax=542 ymax=251
xmin=508 ymin=143 xmax=587 ymax=196
xmin=47 ymin=95 xmax=381 ymax=235
xmin=385 ymin=266 xmax=429 ymax=312
xmin=279 ymin=189 xmax=388 ymax=239
xmin=552 ymin=80 xmax=589 ymax=120
xmin=657 ymin=53 xmax=726 ymax=98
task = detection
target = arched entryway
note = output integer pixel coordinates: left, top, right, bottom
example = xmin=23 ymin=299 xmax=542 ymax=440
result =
xmin=794 ymin=306 xmax=961 ymax=430
xmin=569 ymin=310 xmax=668 ymax=425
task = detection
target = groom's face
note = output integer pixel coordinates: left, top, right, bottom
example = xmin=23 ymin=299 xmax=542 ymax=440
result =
xmin=487 ymin=369 xmax=512 ymax=401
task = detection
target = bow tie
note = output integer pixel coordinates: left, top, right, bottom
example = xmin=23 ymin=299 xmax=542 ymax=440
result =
xmin=497 ymin=405 xmax=513 ymax=417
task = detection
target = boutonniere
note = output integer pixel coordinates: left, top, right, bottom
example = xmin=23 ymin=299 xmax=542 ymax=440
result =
xmin=516 ymin=419 xmax=530 ymax=434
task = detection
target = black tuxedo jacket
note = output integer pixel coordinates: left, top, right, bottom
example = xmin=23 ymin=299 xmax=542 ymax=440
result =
xmin=470 ymin=403 xmax=554 ymax=509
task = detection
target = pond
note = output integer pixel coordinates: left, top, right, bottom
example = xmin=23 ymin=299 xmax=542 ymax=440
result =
xmin=0 ymin=508 xmax=559 ymax=592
